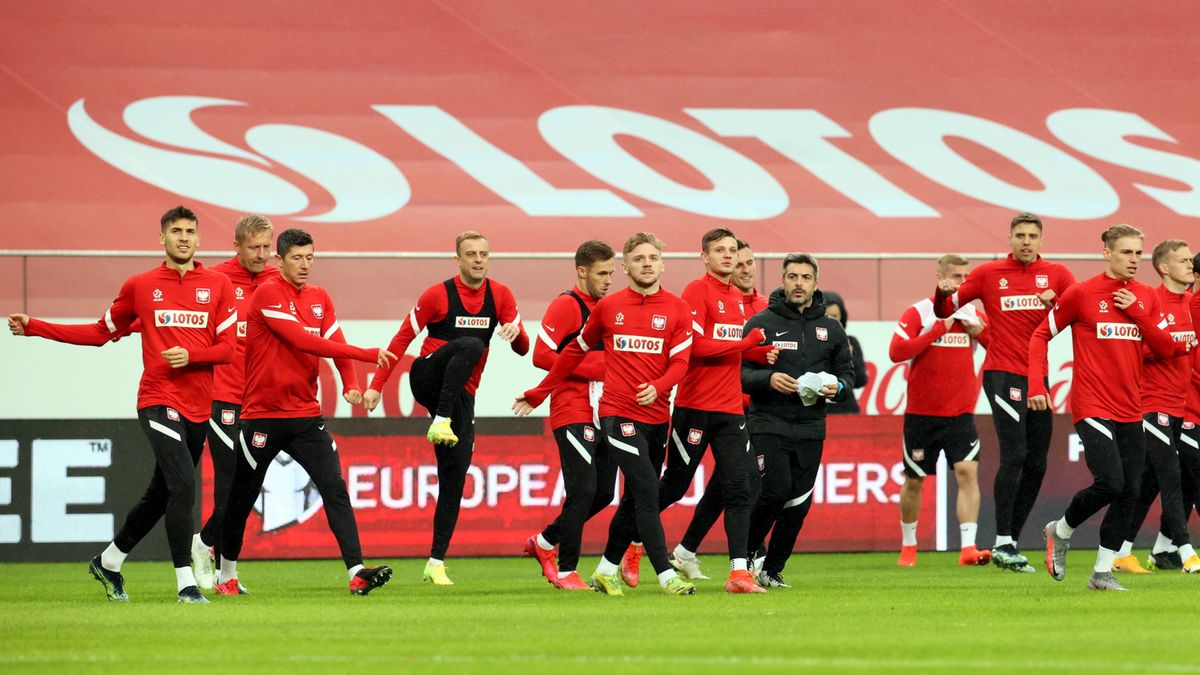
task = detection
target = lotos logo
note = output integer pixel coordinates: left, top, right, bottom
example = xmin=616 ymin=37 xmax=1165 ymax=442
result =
xmin=620 ymin=423 xmax=636 ymax=437
xmin=932 ymin=333 xmax=971 ymax=347
xmin=195 ymin=288 xmax=211 ymax=304
xmin=1000 ymin=295 xmax=1042 ymax=311
xmin=1172 ymin=330 xmax=1196 ymax=344
xmin=236 ymin=321 xmax=248 ymax=338
xmin=687 ymin=428 xmax=703 ymax=445
xmin=1097 ymin=322 xmax=1141 ymax=340
xmin=583 ymin=426 xmax=595 ymax=442
xmin=713 ymin=323 xmax=743 ymax=341
xmin=774 ymin=340 xmax=798 ymax=350
xmin=311 ymin=304 xmax=324 ymax=319
xmin=455 ymin=316 xmax=491 ymax=329
xmin=613 ymin=334 xmax=664 ymax=353
xmin=68 ymin=97 xmax=410 ymax=223
xmin=154 ymin=310 xmax=209 ymax=328
xmin=221 ymin=409 xmax=236 ymax=426
xmin=651 ymin=314 xmax=667 ymax=331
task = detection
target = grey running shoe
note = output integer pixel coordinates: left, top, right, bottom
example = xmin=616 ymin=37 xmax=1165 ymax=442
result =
xmin=1043 ymin=521 xmax=1069 ymax=581
xmin=756 ymin=570 xmax=791 ymax=589
xmin=1087 ymin=571 xmax=1128 ymax=591
xmin=88 ymin=556 xmax=129 ymax=602
xmin=991 ymin=544 xmax=1029 ymax=571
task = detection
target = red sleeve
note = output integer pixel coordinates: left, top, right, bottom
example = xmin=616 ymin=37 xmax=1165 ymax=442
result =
xmin=368 ymin=284 xmax=447 ymax=392
xmin=532 ymin=295 xmax=605 ymax=380
xmin=24 ymin=276 xmax=138 ymax=346
xmin=321 ymin=291 xmax=361 ymax=393
xmin=975 ymin=309 xmax=991 ymax=349
xmin=888 ymin=306 xmax=946 ymax=362
xmin=496 ymin=284 xmax=530 ymax=356
xmin=1129 ymin=290 xmax=1179 ymax=360
xmin=648 ymin=301 xmax=693 ymax=394
xmin=933 ymin=271 xmax=981 ymax=319
xmin=257 ymin=286 xmax=377 ymax=362
xmin=523 ymin=302 xmax=605 ymax=407
xmin=685 ymin=283 xmax=761 ymax=358
xmin=188 ymin=278 xmax=236 ymax=365
xmin=1029 ymin=288 xmax=1079 ymax=398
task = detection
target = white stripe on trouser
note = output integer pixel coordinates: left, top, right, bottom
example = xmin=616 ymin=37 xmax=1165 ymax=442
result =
xmin=671 ymin=429 xmax=691 ymax=464
xmin=239 ymin=431 xmax=258 ymax=470
xmin=902 ymin=438 xmax=926 ymax=477
xmin=607 ymin=435 xmax=640 ymax=456
xmin=782 ymin=488 xmax=814 ymax=509
xmin=963 ymin=438 xmax=981 ymax=462
xmin=991 ymin=394 xmax=1021 ymax=422
xmin=564 ymin=429 xmax=592 ymax=465
xmin=148 ymin=419 xmax=181 ymax=442
xmin=208 ymin=418 xmax=234 ymax=449
xmin=1083 ymin=417 xmax=1113 ymax=440
xmin=1182 ymin=433 xmax=1199 ymax=450
xmin=1143 ymin=420 xmax=1171 ymax=447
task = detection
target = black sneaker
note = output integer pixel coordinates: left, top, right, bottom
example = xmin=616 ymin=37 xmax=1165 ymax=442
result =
xmin=177 ymin=585 xmax=210 ymax=604
xmin=88 ymin=556 xmax=129 ymax=602
xmin=350 ymin=565 xmax=393 ymax=596
xmin=991 ymin=543 xmax=1029 ymax=571
xmin=756 ymin=570 xmax=791 ymax=589
xmin=1148 ymin=551 xmax=1184 ymax=571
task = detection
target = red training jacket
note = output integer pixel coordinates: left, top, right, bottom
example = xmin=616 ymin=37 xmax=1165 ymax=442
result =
xmin=533 ymin=288 xmax=605 ymax=430
xmin=1140 ymin=286 xmax=1196 ymax=417
xmin=890 ymin=299 xmax=989 ymax=417
xmin=209 ymin=256 xmax=280 ymax=405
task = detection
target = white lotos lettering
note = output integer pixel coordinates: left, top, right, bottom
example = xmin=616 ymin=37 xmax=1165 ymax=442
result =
xmin=773 ymin=341 xmax=798 ymax=350
xmin=712 ymin=323 xmax=743 ymax=341
xmin=1096 ymin=323 xmax=1141 ymax=340
xmin=999 ymin=295 xmax=1044 ymax=311
xmin=932 ymin=333 xmax=971 ymax=347
xmin=154 ymin=310 xmax=209 ymax=328
xmin=454 ymin=316 xmax=491 ymax=329
xmin=1171 ymin=331 xmax=1196 ymax=344
xmin=613 ymin=334 xmax=665 ymax=353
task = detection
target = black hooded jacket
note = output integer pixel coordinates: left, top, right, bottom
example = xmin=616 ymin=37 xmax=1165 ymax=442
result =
xmin=741 ymin=288 xmax=856 ymax=441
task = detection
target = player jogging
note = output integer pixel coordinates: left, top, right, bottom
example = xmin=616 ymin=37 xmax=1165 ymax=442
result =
xmin=217 ymin=228 xmax=396 ymax=596
xmin=364 ymin=231 xmax=529 ymax=585
xmin=9 ymin=205 xmax=235 ymax=604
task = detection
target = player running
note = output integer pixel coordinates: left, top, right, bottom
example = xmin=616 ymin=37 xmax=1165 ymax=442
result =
xmin=9 ymin=206 xmax=235 ymax=603
xmin=188 ymin=214 xmax=279 ymax=590
xmin=522 ymin=240 xmax=618 ymax=591
xmin=217 ymin=228 xmax=396 ymax=596
xmin=891 ymin=255 xmax=992 ymax=567
xmin=671 ymin=239 xmax=770 ymax=580
xmin=364 ymin=231 xmax=529 ymax=585
xmin=934 ymin=212 xmax=1076 ymax=572
xmin=744 ymin=253 xmax=855 ymax=588
xmin=515 ymin=232 xmax=697 ymax=596
xmin=1036 ymin=225 xmax=1180 ymax=591
xmin=1113 ymin=239 xmax=1200 ymax=574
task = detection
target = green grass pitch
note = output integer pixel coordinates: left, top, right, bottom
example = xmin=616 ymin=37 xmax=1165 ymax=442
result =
xmin=2 ymin=552 xmax=1196 ymax=673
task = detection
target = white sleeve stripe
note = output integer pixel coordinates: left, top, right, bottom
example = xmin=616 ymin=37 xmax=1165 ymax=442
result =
xmin=894 ymin=327 xmax=909 ymax=339
xmin=103 ymin=308 xmax=117 ymax=334
xmin=669 ymin=335 xmax=693 ymax=357
xmin=692 ymin=320 xmax=705 ymax=334
xmin=513 ymin=312 xmax=521 ymax=326
xmin=1158 ymin=318 xmax=1170 ymax=330
xmin=951 ymin=292 xmax=960 ymax=310
xmin=408 ymin=308 xmax=421 ymax=334
xmin=262 ymin=309 xmax=298 ymax=322
xmin=322 ymin=320 xmax=341 ymax=339
xmin=1048 ymin=309 xmax=1059 ymax=337
xmin=216 ymin=312 xmax=238 ymax=335
xmin=576 ymin=334 xmax=590 ymax=352
xmin=537 ymin=328 xmax=559 ymax=351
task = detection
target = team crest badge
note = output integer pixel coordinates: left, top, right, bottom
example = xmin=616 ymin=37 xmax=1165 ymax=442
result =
xmin=620 ymin=423 xmax=635 ymax=437
xmin=1099 ymin=300 xmax=1109 ymax=313
xmin=166 ymin=407 xmax=179 ymax=421
xmin=998 ymin=278 xmax=1008 ymax=289
xmin=912 ymin=448 xmax=925 ymax=462
xmin=1036 ymin=274 xmax=1049 ymax=289
xmin=252 ymin=432 xmax=268 ymax=448
xmin=152 ymin=288 xmax=163 ymax=302
xmin=757 ymin=455 xmax=765 ymax=472
xmin=583 ymin=426 xmax=595 ymax=442
xmin=1009 ymin=388 xmax=1022 ymax=402
xmin=1185 ymin=422 xmax=1196 ymax=430
xmin=687 ymin=428 xmax=703 ymax=445
xmin=815 ymin=327 xmax=828 ymax=341
xmin=195 ymin=288 xmax=211 ymax=304
xmin=651 ymin=314 xmax=667 ymax=331
xmin=235 ymin=286 xmax=245 ymax=299
xmin=1168 ymin=313 xmax=1176 ymax=325
xmin=221 ymin=409 xmax=236 ymax=425
xmin=717 ymin=300 xmax=726 ymax=314
xmin=1159 ymin=413 xmax=1170 ymax=427
xmin=311 ymin=304 xmax=324 ymax=319
xmin=615 ymin=312 xmax=625 ymax=326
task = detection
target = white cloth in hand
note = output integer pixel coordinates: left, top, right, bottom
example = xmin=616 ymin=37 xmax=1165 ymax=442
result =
xmin=797 ymin=371 xmax=838 ymax=406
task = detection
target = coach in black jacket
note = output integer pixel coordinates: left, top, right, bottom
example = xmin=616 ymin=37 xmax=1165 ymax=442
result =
xmin=742 ymin=253 xmax=855 ymax=588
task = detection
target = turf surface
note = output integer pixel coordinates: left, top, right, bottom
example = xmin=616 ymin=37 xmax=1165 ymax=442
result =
xmin=1 ymin=552 xmax=1196 ymax=673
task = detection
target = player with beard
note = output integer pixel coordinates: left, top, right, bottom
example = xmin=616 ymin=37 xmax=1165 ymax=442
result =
xmin=364 ymin=231 xmax=529 ymax=585
xmin=934 ymin=212 xmax=1076 ymax=572
xmin=1037 ymin=225 xmax=1179 ymax=590
xmin=522 ymin=240 xmax=618 ymax=591
xmin=515 ymin=232 xmax=697 ymax=596
xmin=9 ymin=206 xmax=235 ymax=603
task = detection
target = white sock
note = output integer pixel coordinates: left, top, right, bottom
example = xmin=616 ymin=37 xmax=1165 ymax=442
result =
xmin=100 ymin=542 xmax=127 ymax=572
xmin=1179 ymin=544 xmax=1196 ymax=562
xmin=1055 ymin=517 xmax=1075 ymax=540
xmin=731 ymin=558 xmax=747 ymax=571
xmin=1153 ymin=532 xmax=1173 ymax=554
xmin=595 ymin=557 xmax=618 ymax=577
xmin=656 ymin=569 xmax=676 ymax=588
xmin=427 ymin=557 xmax=444 ymax=567
xmin=433 ymin=415 xmax=449 ymax=425
xmin=994 ymin=535 xmax=1014 ymax=548
xmin=218 ymin=556 xmax=237 ymax=584
xmin=901 ymin=521 xmax=918 ymax=547
xmin=1094 ymin=546 xmax=1117 ymax=574
xmin=347 ymin=564 xmax=364 ymax=580
xmin=175 ymin=566 xmax=197 ymax=592
xmin=557 ymin=570 xmax=574 ymax=578
xmin=1117 ymin=540 xmax=1134 ymax=557
xmin=673 ymin=543 xmax=697 ymax=560
xmin=536 ymin=534 xmax=555 ymax=551
xmin=960 ymin=522 xmax=977 ymax=549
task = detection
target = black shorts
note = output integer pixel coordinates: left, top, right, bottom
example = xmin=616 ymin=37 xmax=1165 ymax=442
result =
xmin=902 ymin=413 xmax=980 ymax=478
